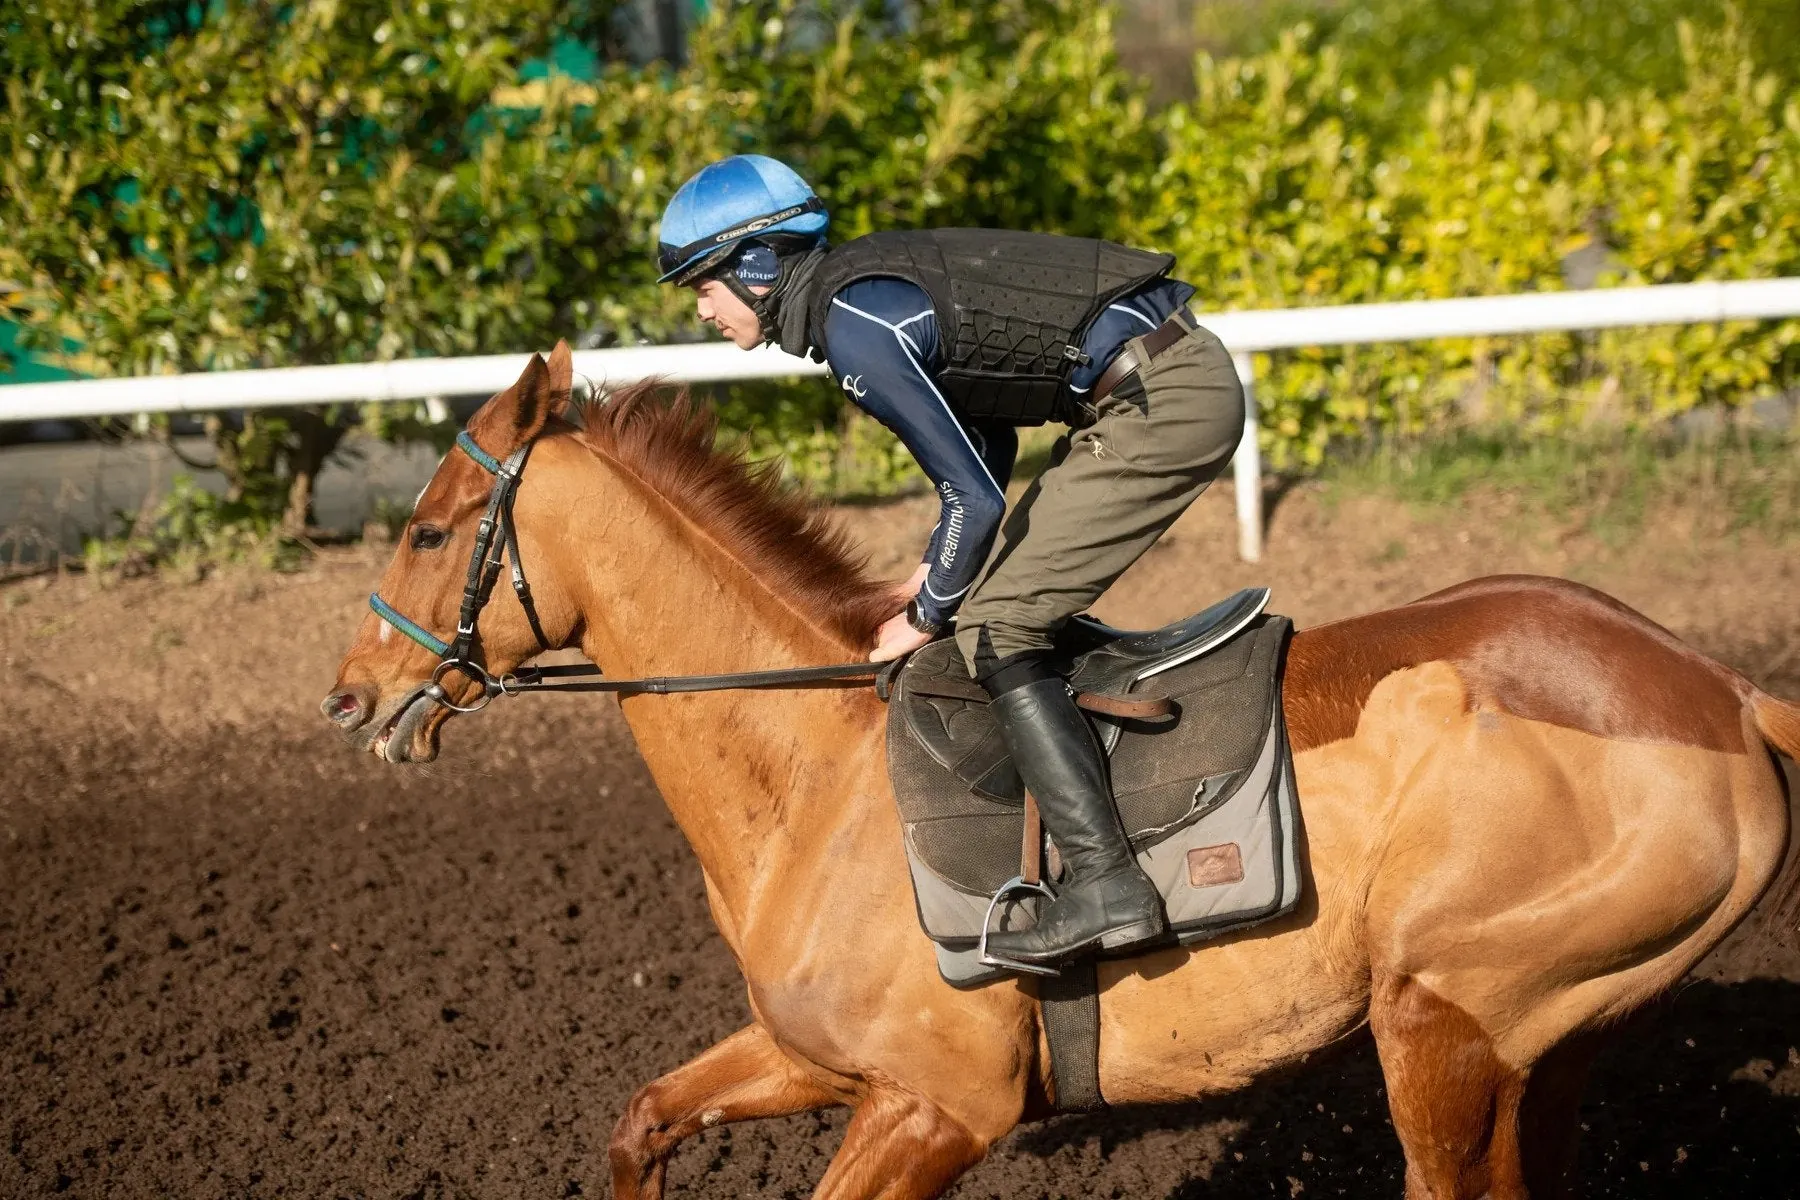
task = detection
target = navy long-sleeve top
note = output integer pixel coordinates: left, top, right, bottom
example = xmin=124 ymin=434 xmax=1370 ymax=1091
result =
xmin=820 ymin=274 xmax=1196 ymax=626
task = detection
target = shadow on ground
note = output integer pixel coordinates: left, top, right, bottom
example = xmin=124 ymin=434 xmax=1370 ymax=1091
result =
xmin=1012 ymin=975 xmax=1800 ymax=1198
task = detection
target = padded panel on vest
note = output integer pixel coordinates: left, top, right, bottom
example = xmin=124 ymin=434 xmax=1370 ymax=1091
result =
xmin=811 ymin=229 xmax=1176 ymax=426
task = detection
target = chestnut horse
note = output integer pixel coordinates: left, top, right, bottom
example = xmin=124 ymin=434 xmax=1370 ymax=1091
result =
xmin=324 ymin=345 xmax=1800 ymax=1199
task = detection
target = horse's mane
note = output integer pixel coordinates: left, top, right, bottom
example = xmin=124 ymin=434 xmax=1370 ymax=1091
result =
xmin=566 ymin=383 xmax=897 ymax=651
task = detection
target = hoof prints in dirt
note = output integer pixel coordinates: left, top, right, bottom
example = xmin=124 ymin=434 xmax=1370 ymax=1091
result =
xmin=3 ymin=714 xmax=1798 ymax=1198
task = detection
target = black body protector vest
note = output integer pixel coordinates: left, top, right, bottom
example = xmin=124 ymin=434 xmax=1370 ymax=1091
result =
xmin=807 ymin=229 xmax=1177 ymax=427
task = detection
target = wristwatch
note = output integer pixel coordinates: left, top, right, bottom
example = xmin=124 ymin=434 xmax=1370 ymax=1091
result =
xmin=904 ymin=598 xmax=942 ymax=637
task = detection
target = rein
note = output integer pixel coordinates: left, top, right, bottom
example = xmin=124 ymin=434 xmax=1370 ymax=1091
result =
xmin=369 ymin=427 xmax=898 ymax=716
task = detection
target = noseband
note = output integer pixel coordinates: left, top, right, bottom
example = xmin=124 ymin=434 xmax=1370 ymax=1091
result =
xmin=369 ymin=426 xmax=897 ymax=715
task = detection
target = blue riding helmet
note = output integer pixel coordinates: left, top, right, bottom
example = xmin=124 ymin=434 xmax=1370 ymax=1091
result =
xmin=656 ymin=155 xmax=828 ymax=286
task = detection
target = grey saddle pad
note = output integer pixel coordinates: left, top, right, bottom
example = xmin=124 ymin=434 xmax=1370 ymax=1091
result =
xmin=886 ymin=602 xmax=1303 ymax=986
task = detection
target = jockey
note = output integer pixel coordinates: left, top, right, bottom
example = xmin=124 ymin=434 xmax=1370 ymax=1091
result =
xmin=658 ymin=155 xmax=1245 ymax=970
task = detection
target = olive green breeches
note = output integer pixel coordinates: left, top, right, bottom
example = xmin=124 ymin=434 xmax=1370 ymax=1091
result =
xmin=954 ymin=322 xmax=1246 ymax=675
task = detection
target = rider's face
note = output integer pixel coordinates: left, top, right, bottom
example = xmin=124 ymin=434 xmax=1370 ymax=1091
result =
xmin=693 ymin=278 xmax=770 ymax=350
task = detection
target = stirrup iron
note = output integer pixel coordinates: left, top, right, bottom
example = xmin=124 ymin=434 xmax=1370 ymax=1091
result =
xmin=977 ymin=875 xmax=1061 ymax=977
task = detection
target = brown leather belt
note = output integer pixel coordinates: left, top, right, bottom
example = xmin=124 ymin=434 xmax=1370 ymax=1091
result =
xmin=1091 ymin=310 xmax=1197 ymax=403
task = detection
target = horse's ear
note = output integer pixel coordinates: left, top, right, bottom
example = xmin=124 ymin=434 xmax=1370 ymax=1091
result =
xmin=547 ymin=339 xmax=574 ymax=401
xmin=466 ymin=349 xmax=562 ymax=457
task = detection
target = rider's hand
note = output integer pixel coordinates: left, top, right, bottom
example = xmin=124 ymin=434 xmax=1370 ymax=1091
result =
xmin=870 ymin=609 xmax=936 ymax=662
xmin=892 ymin=562 xmax=930 ymax=604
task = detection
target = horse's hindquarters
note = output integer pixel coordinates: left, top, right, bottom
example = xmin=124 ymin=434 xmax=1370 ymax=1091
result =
xmin=1090 ymin=657 xmax=1790 ymax=1105
xmin=1363 ymin=674 xmax=1783 ymax=1064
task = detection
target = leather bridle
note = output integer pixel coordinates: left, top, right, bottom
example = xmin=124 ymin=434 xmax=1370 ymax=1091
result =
xmin=369 ymin=426 xmax=894 ymax=716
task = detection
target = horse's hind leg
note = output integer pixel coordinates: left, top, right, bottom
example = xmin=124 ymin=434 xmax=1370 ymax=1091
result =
xmin=609 ymin=1023 xmax=839 ymax=1200
xmin=1371 ymin=973 xmax=1532 ymax=1199
xmin=1516 ymin=1032 xmax=1603 ymax=1198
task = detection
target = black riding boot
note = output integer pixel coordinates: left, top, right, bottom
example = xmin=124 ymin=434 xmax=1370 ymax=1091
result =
xmin=982 ymin=677 xmax=1167 ymax=968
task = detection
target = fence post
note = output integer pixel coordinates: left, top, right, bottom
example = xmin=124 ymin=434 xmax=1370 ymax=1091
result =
xmin=1231 ymin=351 xmax=1263 ymax=562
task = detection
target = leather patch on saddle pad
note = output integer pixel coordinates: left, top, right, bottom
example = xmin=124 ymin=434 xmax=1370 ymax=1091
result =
xmin=1187 ymin=843 xmax=1245 ymax=888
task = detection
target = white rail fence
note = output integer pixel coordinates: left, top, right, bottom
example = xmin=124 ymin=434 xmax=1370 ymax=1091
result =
xmin=5 ymin=277 xmax=1800 ymax=561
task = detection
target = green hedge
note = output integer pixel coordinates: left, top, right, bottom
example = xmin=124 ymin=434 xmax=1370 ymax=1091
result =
xmin=2 ymin=0 xmax=1796 ymax=515
xmin=1128 ymin=13 xmax=1800 ymax=466
xmin=1214 ymin=0 xmax=1800 ymax=109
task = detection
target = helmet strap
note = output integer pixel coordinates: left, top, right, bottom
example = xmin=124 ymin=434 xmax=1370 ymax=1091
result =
xmin=715 ymin=270 xmax=783 ymax=347
xmin=718 ymin=240 xmax=824 ymax=349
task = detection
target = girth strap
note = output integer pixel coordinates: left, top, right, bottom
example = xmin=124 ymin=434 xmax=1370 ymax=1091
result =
xmin=1041 ymin=959 xmax=1104 ymax=1111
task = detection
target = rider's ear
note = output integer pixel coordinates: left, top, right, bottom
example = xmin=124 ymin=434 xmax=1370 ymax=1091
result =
xmin=466 ymin=343 xmax=572 ymax=456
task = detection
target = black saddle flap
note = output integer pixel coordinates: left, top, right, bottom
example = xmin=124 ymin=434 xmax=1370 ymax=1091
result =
xmin=899 ymin=642 xmax=1024 ymax=804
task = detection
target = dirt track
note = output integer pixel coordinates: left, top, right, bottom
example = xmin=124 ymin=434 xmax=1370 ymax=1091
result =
xmin=4 ymin=480 xmax=1800 ymax=1198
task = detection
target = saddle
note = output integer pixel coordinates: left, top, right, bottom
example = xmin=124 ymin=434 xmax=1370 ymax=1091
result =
xmin=886 ymin=588 xmax=1303 ymax=986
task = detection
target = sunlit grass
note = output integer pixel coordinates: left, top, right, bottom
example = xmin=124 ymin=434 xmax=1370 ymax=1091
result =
xmin=1317 ymin=427 xmax=1800 ymax=544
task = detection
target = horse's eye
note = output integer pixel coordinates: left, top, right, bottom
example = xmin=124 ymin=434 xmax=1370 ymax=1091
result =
xmin=410 ymin=525 xmax=448 ymax=551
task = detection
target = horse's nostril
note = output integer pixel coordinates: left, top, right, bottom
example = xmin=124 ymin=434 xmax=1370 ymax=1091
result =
xmin=322 ymin=688 xmax=368 ymax=729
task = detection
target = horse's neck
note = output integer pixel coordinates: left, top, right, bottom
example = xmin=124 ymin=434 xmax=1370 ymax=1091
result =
xmin=557 ymin=456 xmax=886 ymax=932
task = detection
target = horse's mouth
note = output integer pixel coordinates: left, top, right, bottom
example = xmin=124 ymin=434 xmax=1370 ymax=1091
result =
xmin=364 ymin=683 xmax=448 ymax=764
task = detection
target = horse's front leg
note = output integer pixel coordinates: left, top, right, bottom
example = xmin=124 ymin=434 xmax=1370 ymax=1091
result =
xmin=812 ymin=1088 xmax=989 ymax=1200
xmin=609 ymin=1022 xmax=840 ymax=1200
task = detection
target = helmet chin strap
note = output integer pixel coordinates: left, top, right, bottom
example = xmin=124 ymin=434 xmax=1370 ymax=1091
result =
xmin=707 ymin=241 xmax=827 ymax=359
xmin=718 ymin=238 xmax=829 ymax=346
xmin=719 ymin=270 xmax=780 ymax=343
